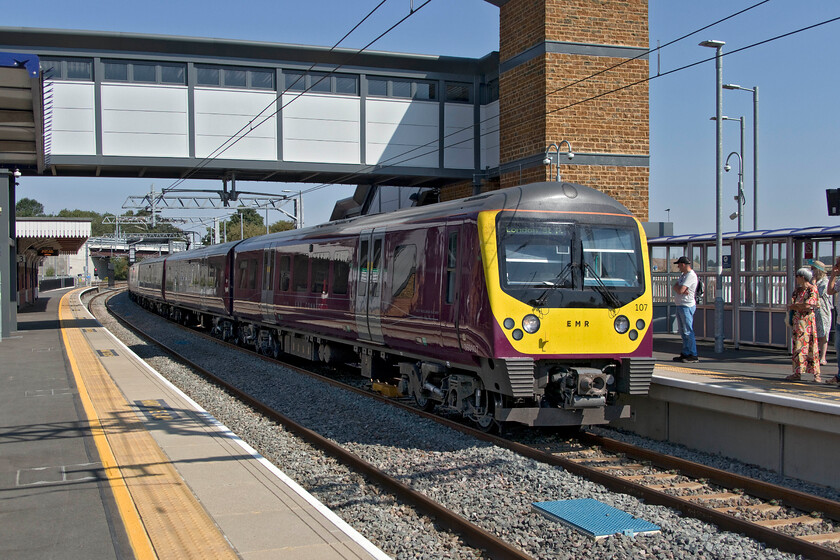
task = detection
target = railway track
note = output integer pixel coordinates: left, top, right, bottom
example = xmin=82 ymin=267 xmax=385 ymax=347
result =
xmin=97 ymin=288 xmax=840 ymax=559
xmin=89 ymin=288 xmax=533 ymax=560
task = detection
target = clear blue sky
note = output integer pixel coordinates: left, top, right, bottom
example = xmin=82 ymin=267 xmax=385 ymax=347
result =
xmin=8 ymin=0 xmax=840 ymax=236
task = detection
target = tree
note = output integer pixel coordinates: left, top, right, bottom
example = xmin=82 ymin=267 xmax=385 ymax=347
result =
xmin=201 ymin=217 xmax=296 ymax=245
xmin=113 ymin=257 xmax=129 ymax=281
xmin=270 ymin=220 xmax=296 ymax=234
xmin=16 ymin=198 xmax=45 ymax=217
xmin=57 ymin=209 xmax=111 ymax=237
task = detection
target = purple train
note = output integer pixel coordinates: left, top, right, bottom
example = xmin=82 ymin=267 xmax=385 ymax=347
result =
xmin=128 ymin=181 xmax=654 ymax=429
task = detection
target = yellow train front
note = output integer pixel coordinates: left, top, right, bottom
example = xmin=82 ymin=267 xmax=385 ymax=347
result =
xmin=400 ymin=181 xmax=654 ymax=429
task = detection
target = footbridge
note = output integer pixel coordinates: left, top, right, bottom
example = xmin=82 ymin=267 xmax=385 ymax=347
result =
xmin=1 ymin=27 xmax=499 ymax=190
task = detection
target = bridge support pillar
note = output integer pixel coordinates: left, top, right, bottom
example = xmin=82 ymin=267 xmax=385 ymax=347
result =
xmin=495 ymin=0 xmax=650 ymax=220
xmin=1 ymin=169 xmax=18 ymax=339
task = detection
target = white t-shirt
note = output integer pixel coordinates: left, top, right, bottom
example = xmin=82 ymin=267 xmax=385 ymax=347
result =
xmin=675 ymin=270 xmax=697 ymax=307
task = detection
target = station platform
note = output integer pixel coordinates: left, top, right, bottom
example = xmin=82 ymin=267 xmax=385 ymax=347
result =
xmin=617 ymin=335 xmax=840 ymax=489
xmin=653 ymin=334 xmax=840 ymax=408
xmin=0 ymin=288 xmax=388 ymax=560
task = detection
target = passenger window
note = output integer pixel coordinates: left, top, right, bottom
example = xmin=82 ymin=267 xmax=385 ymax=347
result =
xmin=278 ymin=255 xmax=291 ymax=291
xmin=239 ymin=260 xmax=249 ymax=289
xmin=311 ymin=253 xmax=330 ymax=293
xmin=370 ymin=239 xmax=383 ymax=297
xmin=446 ymin=232 xmax=458 ymax=303
xmin=262 ymin=250 xmax=274 ymax=290
xmin=333 ymin=250 xmax=350 ymax=295
xmin=358 ymin=240 xmax=369 ymax=297
xmin=293 ymin=254 xmax=309 ymax=292
xmin=392 ymin=245 xmax=417 ymax=301
xmin=249 ymin=259 xmax=257 ymax=290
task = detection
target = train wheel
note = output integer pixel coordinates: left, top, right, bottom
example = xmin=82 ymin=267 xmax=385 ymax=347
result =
xmin=472 ymin=391 xmax=500 ymax=433
xmin=414 ymin=392 xmax=436 ymax=412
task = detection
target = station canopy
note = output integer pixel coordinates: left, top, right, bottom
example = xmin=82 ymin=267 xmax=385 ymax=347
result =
xmin=16 ymin=218 xmax=91 ymax=255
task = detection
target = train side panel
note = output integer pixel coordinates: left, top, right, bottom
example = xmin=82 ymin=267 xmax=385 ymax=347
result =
xmin=164 ymin=243 xmax=237 ymax=319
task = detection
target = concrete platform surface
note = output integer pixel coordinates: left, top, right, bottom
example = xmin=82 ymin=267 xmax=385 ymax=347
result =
xmin=0 ymin=288 xmax=389 ymax=560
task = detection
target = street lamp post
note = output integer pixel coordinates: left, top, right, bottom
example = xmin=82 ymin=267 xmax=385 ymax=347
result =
xmin=700 ymin=39 xmax=725 ymax=354
xmin=543 ymin=140 xmax=574 ymax=182
xmin=725 ymin=151 xmax=745 ymax=231
xmin=724 ymin=84 xmax=759 ymax=230
xmin=712 ymin=114 xmax=746 ymax=231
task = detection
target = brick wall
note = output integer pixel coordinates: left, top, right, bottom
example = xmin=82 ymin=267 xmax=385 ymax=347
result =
xmin=495 ymin=0 xmax=650 ymax=220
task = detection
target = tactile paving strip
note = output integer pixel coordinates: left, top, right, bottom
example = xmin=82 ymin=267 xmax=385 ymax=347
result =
xmin=60 ymin=291 xmax=238 ymax=560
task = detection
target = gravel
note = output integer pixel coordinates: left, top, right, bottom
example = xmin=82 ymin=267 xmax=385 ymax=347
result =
xmin=92 ymin=290 xmax=808 ymax=560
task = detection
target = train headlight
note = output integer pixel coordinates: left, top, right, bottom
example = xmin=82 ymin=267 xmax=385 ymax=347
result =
xmin=614 ymin=315 xmax=630 ymax=334
xmin=636 ymin=319 xmax=646 ymax=330
xmin=522 ymin=314 xmax=540 ymax=334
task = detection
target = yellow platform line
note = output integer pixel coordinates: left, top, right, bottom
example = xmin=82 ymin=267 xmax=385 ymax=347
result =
xmin=60 ymin=291 xmax=237 ymax=560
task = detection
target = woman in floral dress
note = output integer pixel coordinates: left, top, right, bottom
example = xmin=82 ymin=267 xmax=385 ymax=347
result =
xmin=809 ymin=260 xmax=831 ymax=365
xmin=786 ymin=267 xmax=821 ymax=382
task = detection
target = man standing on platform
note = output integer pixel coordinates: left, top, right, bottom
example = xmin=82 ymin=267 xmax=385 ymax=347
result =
xmin=672 ymin=256 xmax=699 ymax=362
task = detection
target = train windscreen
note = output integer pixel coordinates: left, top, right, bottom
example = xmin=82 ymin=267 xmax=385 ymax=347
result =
xmin=496 ymin=217 xmax=645 ymax=308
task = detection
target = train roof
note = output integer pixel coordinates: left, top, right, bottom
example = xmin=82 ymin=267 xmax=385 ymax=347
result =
xmin=163 ymin=240 xmax=242 ymax=261
xmin=235 ymin=181 xmax=634 ymax=252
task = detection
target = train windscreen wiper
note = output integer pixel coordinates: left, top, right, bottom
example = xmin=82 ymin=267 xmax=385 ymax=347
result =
xmin=530 ymin=261 xmax=576 ymax=307
xmin=582 ymin=261 xmax=622 ymax=310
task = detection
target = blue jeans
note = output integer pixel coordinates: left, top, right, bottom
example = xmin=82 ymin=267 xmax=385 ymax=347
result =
xmin=675 ymin=305 xmax=697 ymax=357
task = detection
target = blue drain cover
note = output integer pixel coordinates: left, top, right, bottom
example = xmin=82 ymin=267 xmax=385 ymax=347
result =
xmin=532 ymin=498 xmax=660 ymax=540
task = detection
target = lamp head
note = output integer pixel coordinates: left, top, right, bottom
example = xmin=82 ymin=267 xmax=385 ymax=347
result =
xmin=729 ymin=212 xmax=739 ymax=221
xmin=699 ymin=40 xmax=725 ymax=48
xmin=724 ymin=163 xmax=731 ymax=172
xmin=543 ymin=157 xmax=552 ymax=165
xmin=566 ymin=152 xmax=574 ymax=160
xmin=13 ymin=168 xmax=21 ymax=178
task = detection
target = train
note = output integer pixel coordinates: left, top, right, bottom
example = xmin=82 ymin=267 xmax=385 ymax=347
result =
xmin=128 ymin=181 xmax=655 ymax=429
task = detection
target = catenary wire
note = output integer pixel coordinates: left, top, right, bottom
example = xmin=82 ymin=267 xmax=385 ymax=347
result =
xmin=172 ymin=1 xmax=775 ymax=210
xmin=282 ymin=2 xmax=785 ymax=196
xmin=163 ymin=0 xmax=392 ymax=192
xmin=288 ymin=13 xmax=840 ymax=203
xmin=164 ymin=0 xmax=432 ymax=193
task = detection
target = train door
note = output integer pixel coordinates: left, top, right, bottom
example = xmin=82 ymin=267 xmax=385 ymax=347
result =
xmin=441 ymin=224 xmax=462 ymax=350
xmin=260 ymin=247 xmax=275 ymax=322
xmin=354 ymin=230 xmax=385 ymax=344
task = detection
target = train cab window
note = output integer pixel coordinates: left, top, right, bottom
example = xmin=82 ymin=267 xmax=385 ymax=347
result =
xmin=333 ymin=251 xmax=350 ymax=295
xmin=311 ymin=253 xmax=330 ymax=293
xmin=446 ymin=233 xmax=458 ymax=303
xmin=239 ymin=260 xmax=249 ymax=289
xmin=278 ymin=255 xmax=291 ymax=291
xmin=293 ymin=254 xmax=309 ymax=292
xmin=392 ymin=245 xmax=417 ymax=300
xmin=581 ymin=227 xmax=641 ymax=288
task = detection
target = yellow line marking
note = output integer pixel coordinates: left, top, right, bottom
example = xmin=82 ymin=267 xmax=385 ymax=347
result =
xmin=62 ymin=290 xmax=238 ymax=559
xmin=59 ymin=291 xmax=157 ymax=560
xmin=655 ymin=363 xmax=839 ymax=400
